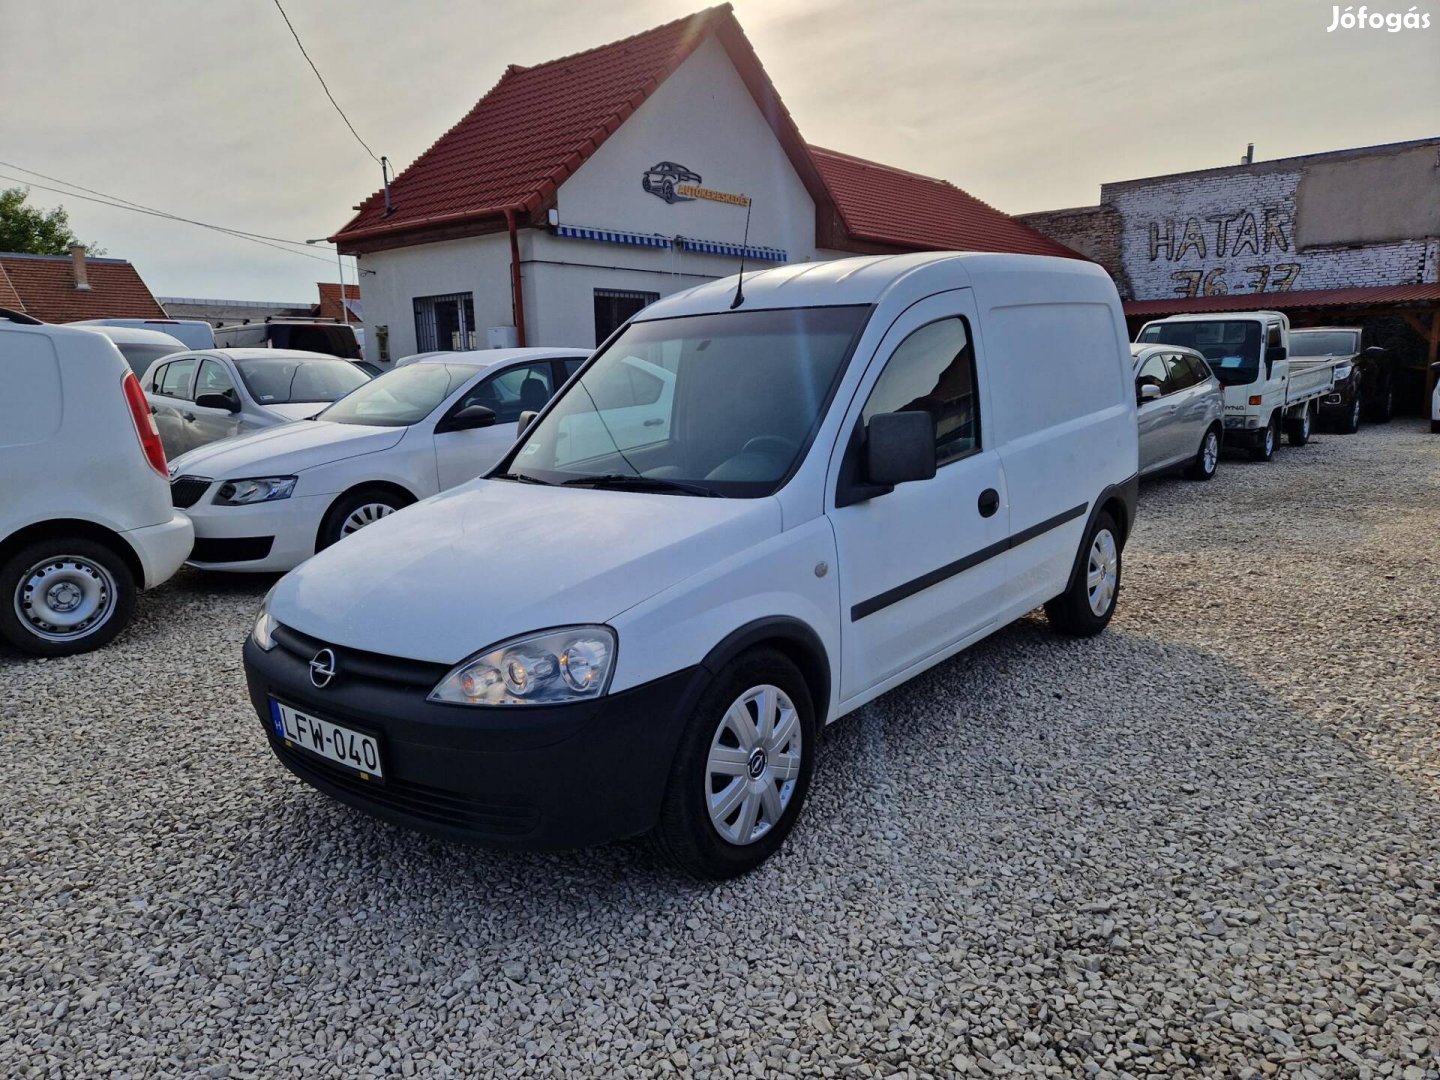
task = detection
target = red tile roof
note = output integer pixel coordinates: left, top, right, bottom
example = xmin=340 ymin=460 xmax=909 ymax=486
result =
xmin=334 ymin=5 xmax=825 ymax=247
xmin=811 ymin=146 xmax=1084 ymax=259
xmin=0 ymin=252 xmax=166 ymax=323
xmin=316 ymin=281 xmax=361 ymax=322
xmin=1124 ymin=283 xmax=1440 ymax=317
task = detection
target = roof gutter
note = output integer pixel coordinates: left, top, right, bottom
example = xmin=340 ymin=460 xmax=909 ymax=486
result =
xmin=329 ymin=202 xmax=533 ymax=247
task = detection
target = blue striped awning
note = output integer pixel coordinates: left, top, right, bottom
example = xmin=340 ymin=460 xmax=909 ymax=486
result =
xmin=554 ymin=225 xmax=672 ymax=249
xmin=680 ymin=238 xmax=787 ymax=263
xmin=552 ymin=223 xmax=787 ymax=263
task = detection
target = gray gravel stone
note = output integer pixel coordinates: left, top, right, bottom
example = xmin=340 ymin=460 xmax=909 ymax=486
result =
xmin=2 ymin=421 xmax=1439 ymax=1078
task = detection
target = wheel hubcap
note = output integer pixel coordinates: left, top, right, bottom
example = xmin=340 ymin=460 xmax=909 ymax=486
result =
xmin=1302 ymin=410 xmax=1311 ymax=437
xmin=15 ymin=556 xmax=116 ymax=641
xmin=341 ymin=502 xmax=396 ymax=536
xmin=706 ymin=684 xmax=801 ymax=846
xmin=1203 ymin=433 xmax=1218 ymax=473
xmin=1086 ymin=529 xmax=1118 ymax=617
xmin=1265 ymin=424 xmax=1275 ymax=453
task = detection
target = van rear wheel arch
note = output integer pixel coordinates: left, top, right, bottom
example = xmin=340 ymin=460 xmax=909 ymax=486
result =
xmin=0 ymin=519 xmax=145 ymax=588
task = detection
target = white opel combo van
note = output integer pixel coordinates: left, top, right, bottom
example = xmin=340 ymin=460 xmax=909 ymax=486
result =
xmin=243 ymin=253 xmax=1139 ymax=877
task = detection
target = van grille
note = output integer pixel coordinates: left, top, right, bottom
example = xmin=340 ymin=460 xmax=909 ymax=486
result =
xmin=170 ymin=475 xmax=212 ymax=509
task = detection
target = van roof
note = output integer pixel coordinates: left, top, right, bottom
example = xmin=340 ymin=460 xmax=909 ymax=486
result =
xmin=639 ymin=252 xmax=1111 ymax=320
xmin=1142 ymin=311 xmax=1289 ymax=323
xmin=73 ymin=324 xmax=188 ymax=348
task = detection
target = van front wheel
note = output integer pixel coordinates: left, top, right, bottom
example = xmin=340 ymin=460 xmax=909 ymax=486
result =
xmin=652 ymin=649 xmax=816 ymax=879
xmin=1044 ymin=511 xmax=1121 ymax=637
xmin=1249 ymin=415 xmax=1278 ymax=461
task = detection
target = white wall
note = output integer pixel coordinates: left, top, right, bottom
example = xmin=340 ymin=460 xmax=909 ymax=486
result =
xmin=356 ymin=233 xmax=514 ymax=361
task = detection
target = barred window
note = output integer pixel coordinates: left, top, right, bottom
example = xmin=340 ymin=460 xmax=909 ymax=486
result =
xmin=413 ymin=293 xmax=477 ymax=352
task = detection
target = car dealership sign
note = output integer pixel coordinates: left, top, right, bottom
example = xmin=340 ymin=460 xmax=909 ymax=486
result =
xmin=642 ymin=161 xmax=750 ymax=207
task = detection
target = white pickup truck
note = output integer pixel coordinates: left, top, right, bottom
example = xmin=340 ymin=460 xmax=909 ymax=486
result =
xmin=1136 ymin=311 xmax=1342 ymax=461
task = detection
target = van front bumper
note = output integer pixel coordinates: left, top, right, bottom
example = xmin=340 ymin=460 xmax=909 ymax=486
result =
xmin=243 ymin=634 xmax=704 ymax=850
xmin=125 ymin=512 xmax=194 ymax=589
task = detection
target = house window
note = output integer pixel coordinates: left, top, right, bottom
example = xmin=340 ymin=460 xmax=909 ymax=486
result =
xmin=413 ymin=293 xmax=477 ymax=352
xmin=594 ymin=289 xmax=659 ymax=346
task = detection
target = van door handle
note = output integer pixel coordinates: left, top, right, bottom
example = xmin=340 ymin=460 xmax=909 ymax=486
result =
xmin=977 ymin=488 xmax=1000 ymax=518
xmin=181 ymin=411 xmax=196 ymax=422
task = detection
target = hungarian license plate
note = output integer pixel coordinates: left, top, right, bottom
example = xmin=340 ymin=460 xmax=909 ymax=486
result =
xmin=270 ymin=699 xmax=384 ymax=780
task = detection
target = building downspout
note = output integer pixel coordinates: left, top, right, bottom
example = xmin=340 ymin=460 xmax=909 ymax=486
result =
xmin=506 ymin=208 xmax=527 ymax=347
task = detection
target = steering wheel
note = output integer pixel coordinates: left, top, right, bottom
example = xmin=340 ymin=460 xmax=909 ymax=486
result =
xmin=739 ymin=435 xmax=800 ymax=458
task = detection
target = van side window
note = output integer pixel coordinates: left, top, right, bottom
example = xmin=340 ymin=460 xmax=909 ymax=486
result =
xmin=158 ymin=358 xmax=196 ymax=399
xmin=863 ymin=318 xmax=979 ymax=466
xmin=1266 ymin=324 xmax=1283 ymax=353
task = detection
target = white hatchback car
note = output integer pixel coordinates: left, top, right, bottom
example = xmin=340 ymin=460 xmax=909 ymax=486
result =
xmin=167 ymin=347 xmax=589 ymax=571
xmin=0 ymin=314 xmax=192 ymax=655
xmin=242 ymin=253 xmax=1139 ymax=878
xmin=141 ymin=348 xmax=373 ymax=459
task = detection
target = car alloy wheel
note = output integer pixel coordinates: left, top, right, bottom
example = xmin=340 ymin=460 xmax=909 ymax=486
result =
xmin=1351 ymin=400 xmax=1361 ymax=430
xmin=1086 ymin=529 xmax=1119 ymax=617
xmin=1202 ymin=431 xmax=1219 ymax=475
xmin=15 ymin=555 xmax=117 ymax=642
xmin=340 ymin=502 xmax=396 ymax=536
xmin=1264 ymin=421 xmax=1275 ymax=456
xmin=705 ymin=684 xmax=803 ymax=846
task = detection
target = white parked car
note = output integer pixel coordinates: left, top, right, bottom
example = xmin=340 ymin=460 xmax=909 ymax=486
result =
xmin=140 ymin=348 xmax=372 ymax=459
xmin=167 ymin=348 xmax=589 ymax=571
xmin=72 ymin=317 xmax=215 ymax=351
xmin=242 ymin=253 xmax=1138 ymax=878
xmin=77 ymin=324 xmax=188 ymax=378
xmin=0 ymin=312 xmax=193 ymax=656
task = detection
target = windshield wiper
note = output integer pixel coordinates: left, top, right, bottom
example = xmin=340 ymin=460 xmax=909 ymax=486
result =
xmin=494 ymin=472 xmax=553 ymax=486
xmin=560 ymin=473 xmax=723 ymax=498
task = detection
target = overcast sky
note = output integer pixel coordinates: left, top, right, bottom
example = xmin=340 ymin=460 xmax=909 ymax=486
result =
xmin=2 ymin=0 xmax=1435 ymax=302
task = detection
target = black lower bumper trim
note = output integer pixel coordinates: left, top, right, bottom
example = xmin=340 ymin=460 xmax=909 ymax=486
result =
xmin=191 ymin=535 xmax=274 ymax=563
xmin=244 ymin=637 xmax=705 ymax=850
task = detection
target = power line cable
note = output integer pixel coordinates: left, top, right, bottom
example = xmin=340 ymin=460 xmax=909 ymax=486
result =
xmin=271 ymin=0 xmax=381 ymax=165
xmin=0 ymin=159 xmax=323 ymax=251
xmin=0 ymin=172 xmax=337 ymax=267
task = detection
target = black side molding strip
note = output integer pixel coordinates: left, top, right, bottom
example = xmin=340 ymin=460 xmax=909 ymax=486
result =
xmin=850 ymin=502 xmax=1088 ymax=621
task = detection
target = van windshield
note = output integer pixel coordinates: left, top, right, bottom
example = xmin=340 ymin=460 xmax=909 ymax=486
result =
xmin=1138 ymin=320 xmax=1262 ymax=385
xmin=500 ymin=306 xmax=869 ymax=497
xmin=234 ymin=356 xmax=370 ymax=404
xmin=318 ymin=363 xmax=473 ymax=426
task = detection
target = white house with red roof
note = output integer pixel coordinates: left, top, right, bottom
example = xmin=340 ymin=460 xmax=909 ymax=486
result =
xmin=332 ymin=5 xmax=1079 ymax=362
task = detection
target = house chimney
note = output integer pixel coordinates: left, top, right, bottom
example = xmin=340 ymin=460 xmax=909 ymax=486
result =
xmin=69 ymin=244 xmax=92 ymax=291
xmin=1242 ymin=143 xmax=1255 ymax=166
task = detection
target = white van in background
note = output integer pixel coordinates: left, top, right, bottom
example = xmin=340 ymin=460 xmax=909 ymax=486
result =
xmin=73 ymin=317 xmax=215 ymax=352
xmin=0 ymin=312 xmax=193 ymax=656
xmin=243 ymin=252 xmax=1138 ymax=878
xmin=77 ymin=324 xmax=188 ymax=378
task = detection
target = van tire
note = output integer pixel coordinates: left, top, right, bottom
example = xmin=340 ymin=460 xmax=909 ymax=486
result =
xmin=1184 ymin=426 xmax=1221 ymax=481
xmin=1336 ymin=396 xmax=1361 ymax=435
xmin=318 ymin=487 xmax=414 ymax=551
xmin=1248 ymin=415 xmax=1278 ymax=461
xmin=1285 ymin=404 xmax=1312 ymax=446
xmin=1044 ymin=511 xmax=1121 ymax=638
xmin=652 ymin=648 xmax=816 ymax=879
xmin=0 ymin=537 xmax=136 ymax=657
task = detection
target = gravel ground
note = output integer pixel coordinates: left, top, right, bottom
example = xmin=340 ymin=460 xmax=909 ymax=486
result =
xmin=3 ymin=420 xmax=1438 ymax=1079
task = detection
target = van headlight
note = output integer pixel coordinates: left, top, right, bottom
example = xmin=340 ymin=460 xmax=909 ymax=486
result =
xmin=215 ymin=477 xmax=297 ymax=505
xmin=252 ymin=588 xmax=279 ymax=651
xmin=429 ymin=626 xmax=616 ymax=706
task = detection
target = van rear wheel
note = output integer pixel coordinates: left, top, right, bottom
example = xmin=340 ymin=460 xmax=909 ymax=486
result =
xmin=1044 ymin=511 xmax=1121 ymax=638
xmin=652 ymin=648 xmax=816 ymax=879
xmin=0 ymin=538 xmax=136 ymax=657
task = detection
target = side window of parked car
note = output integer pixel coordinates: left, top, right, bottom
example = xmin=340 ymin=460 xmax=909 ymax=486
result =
xmin=196 ymin=359 xmax=238 ymax=404
xmin=158 ymin=357 xmax=197 ymax=400
xmin=1136 ymin=352 xmax=1171 ymax=397
xmin=862 ymin=317 xmax=979 ymax=466
xmin=459 ymin=362 xmax=554 ymax=424
xmin=1165 ymin=353 xmax=1198 ymax=392
xmin=149 ymin=362 xmax=169 ymax=393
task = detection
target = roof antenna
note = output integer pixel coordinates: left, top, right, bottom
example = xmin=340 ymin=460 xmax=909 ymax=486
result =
xmin=730 ymin=196 xmax=752 ymax=309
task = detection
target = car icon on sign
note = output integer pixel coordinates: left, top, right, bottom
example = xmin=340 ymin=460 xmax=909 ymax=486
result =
xmin=642 ymin=162 xmax=702 ymax=203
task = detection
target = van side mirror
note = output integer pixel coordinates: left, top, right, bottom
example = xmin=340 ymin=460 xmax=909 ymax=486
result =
xmin=195 ymin=393 xmax=240 ymax=413
xmin=438 ymin=404 xmax=496 ymax=433
xmin=518 ymin=409 xmax=539 ymax=433
xmin=1137 ymin=383 xmax=1162 ymax=403
xmin=864 ymin=411 xmax=936 ymax=488
xmin=1269 ymin=345 xmax=1287 ymax=362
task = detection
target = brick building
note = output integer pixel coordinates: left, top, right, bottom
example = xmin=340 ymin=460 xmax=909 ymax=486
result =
xmin=1019 ymin=139 xmax=1440 ymax=407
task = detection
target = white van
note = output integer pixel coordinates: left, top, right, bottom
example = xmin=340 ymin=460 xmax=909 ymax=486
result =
xmin=242 ymin=253 xmax=1138 ymax=877
xmin=72 ymin=317 xmax=215 ymax=352
xmin=0 ymin=313 xmax=193 ymax=655
xmin=77 ymin=324 xmax=188 ymax=378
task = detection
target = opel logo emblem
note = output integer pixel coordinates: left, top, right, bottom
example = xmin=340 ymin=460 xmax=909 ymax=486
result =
xmin=309 ymin=648 xmax=338 ymax=688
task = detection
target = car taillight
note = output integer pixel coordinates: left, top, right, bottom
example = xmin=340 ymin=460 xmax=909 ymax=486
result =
xmin=121 ymin=371 xmax=168 ymax=477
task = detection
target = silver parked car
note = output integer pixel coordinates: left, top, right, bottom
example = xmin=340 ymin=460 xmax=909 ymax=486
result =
xmin=1131 ymin=343 xmax=1225 ymax=480
xmin=140 ymin=348 xmax=372 ymax=459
